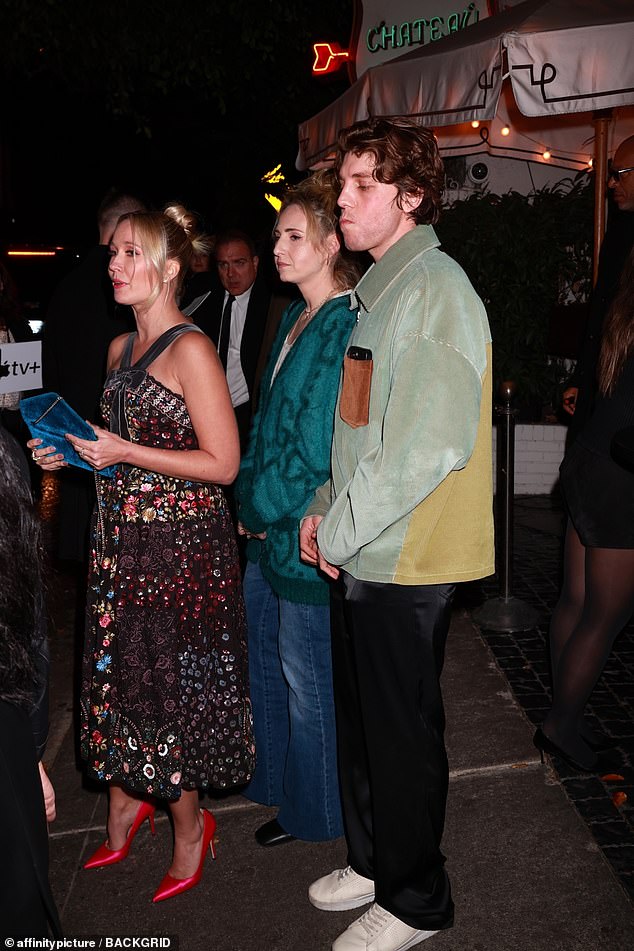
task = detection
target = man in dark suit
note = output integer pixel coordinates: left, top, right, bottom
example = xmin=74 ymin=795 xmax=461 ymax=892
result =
xmin=182 ymin=229 xmax=270 ymax=449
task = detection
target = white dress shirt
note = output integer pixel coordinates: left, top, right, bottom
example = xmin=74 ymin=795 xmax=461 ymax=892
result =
xmin=221 ymin=285 xmax=252 ymax=408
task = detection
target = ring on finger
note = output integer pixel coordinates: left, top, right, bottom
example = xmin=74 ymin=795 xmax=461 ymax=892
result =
xmin=31 ymin=449 xmax=38 ymax=461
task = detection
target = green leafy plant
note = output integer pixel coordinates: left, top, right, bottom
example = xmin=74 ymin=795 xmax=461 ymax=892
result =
xmin=436 ymin=177 xmax=594 ymax=419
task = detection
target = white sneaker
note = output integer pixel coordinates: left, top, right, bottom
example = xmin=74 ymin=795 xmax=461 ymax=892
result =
xmin=309 ymin=866 xmax=375 ymax=911
xmin=332 ymin=903 xmax=439 ymax=951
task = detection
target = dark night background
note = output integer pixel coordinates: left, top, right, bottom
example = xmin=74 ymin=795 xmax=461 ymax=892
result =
xmin=0 ymin=0 xmax=354 ymax=305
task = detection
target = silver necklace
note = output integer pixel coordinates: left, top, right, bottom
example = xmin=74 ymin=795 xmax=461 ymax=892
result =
xmin=287 ymin=292 xmax=335 ymax=345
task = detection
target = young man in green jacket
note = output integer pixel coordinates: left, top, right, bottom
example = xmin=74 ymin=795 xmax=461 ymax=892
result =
xmin=300 ymin=117 xmax=494 ymax=951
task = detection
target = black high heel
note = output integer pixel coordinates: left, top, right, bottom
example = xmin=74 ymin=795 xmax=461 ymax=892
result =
xmin=533 ymin=728 xmax=597 ymax=773
xmin=579 ymin=723 xmax=613 ymax=753
xmin=582 ymin=733 xmax=612 ymax=753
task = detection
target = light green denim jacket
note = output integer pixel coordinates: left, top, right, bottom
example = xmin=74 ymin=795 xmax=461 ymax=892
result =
xmin=307 ymin=225 xmax=494 ymax=585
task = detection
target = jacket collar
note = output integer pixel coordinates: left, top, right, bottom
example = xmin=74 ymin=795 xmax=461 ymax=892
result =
xmin=352 ymin=226 xmax=440 ymax=313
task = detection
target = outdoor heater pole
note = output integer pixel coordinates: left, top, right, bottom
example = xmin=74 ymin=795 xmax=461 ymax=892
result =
xmin=592 ymin=109 xmax=611 ymax=287
xmin=473 ymin=381 xmax=538 ymax=633
xmin=499 ymin=380 xmax=515 ymax=601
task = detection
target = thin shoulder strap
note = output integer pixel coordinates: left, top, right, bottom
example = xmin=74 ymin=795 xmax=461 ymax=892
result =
xmin=108 ymin=324 xmax=203 ymax=441
xmin=119 ymin=333 xmax=136 ymax=369
xmin=132 ymin=323 xmax=204 ymax=370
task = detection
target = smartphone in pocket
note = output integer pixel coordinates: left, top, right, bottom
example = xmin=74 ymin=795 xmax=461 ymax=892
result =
xmin=347 ymin=346 xmax=372 ymax=361
xmin=341 ymin=347 xmax=373 ymax=428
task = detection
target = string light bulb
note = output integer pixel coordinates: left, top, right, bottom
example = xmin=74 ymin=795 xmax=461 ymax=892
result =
xmin=501 ymin=125 xmax=510 ymax=136
xmin=542 ymin=149 xmax=551 ymax=161
xmin=471 ymin=120 xmax=480 ymax=129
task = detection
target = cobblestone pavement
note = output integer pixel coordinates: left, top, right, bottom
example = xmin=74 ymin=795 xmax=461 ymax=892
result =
xmin=476 ymin=495 xmax=634 ymax=903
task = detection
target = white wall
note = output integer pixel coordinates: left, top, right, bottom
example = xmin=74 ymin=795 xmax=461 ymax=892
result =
xmin=492 ymin=423 xmax=567 ymax=496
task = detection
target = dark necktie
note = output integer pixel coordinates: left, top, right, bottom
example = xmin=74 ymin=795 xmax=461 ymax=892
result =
xmin=218 ymin=294 xmax=235 ymax=371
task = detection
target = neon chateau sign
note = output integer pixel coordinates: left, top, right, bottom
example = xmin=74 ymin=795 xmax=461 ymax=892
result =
xmin=366 ymin=2 xmax=480 ymax=53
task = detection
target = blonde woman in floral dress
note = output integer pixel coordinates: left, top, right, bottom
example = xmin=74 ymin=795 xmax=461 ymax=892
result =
xmin=29 ymin=205 xmax=254 ymax=903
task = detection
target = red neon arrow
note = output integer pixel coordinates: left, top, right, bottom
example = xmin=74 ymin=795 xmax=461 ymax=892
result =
xmin=313 ymin=43 xmax=350 ymax=74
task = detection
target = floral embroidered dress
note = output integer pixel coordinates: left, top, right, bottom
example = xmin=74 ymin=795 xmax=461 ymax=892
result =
xmin=80 ymin=323 xmax=254 ymax=800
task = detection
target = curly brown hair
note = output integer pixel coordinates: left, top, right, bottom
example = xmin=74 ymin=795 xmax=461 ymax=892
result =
xmin=336 ymin=117 xmax=445 ymax=226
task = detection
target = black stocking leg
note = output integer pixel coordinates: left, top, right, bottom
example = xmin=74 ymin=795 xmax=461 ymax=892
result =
xmin=548 ymin=522 xmax=586 ymax=681
xmin=544 ymin=541 xmax=634 ymax=765
xmin=547 ymin=524 xmax=601 ymax=747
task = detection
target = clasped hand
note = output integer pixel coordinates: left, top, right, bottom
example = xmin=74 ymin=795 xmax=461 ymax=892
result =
xmin=28 ymin=423 xmax=127 ymax=471
xmin=299 ymin=515 xmax=339 ymax=580
xmin=237 ymin=521 xmax=267 ymax=541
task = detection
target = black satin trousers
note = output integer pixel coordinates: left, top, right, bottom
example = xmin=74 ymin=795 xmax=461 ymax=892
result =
xmin=330 ymin=573 xmax=456 ymax=931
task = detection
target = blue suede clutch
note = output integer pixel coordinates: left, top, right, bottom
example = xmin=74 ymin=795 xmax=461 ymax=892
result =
xmin=20 ymin=392 xmax=116 ymax=477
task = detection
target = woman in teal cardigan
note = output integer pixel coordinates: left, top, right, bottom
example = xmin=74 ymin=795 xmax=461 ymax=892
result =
xmin=236 ymin=171 xmax=360 ymax=845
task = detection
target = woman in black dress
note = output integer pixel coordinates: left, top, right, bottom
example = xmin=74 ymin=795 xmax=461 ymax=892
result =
xmin=30 ymin=206 xmax=254 ymax=902
xmin=536 ymin=246 xmax=634 ymax=771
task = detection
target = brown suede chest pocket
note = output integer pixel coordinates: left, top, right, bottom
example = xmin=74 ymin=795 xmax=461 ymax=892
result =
xmin=340 ymin=347 xmax=373 ymax=428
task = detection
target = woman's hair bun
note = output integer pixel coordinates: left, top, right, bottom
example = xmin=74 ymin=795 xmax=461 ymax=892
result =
xmin=164 ymin=203 xmax=197 ymax=237
xmin=163 ymin=204 xmax=213 ymax=255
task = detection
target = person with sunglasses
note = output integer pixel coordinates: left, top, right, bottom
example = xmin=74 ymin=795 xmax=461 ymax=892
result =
xmin=607 ymin=148 xmax=634 ymax=213
xmin=562 ymin=134 xmax=634 ymax=438
xmin=607 ymin=164 xmax=634 ymax=183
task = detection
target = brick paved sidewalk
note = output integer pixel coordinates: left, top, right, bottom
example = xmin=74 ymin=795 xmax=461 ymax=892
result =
xmin=477 ymin=494 xmax=634 ymax=903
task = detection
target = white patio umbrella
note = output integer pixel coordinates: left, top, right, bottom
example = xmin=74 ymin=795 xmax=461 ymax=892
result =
xmin=297 ymin=0 xmax=634 ymax=275
xmin=434 ymin=82 xmax=634 ymax=173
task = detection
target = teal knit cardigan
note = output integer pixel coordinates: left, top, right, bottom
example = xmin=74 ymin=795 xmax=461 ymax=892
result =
xmin=236 ymin=294 xmax=357 ymax=604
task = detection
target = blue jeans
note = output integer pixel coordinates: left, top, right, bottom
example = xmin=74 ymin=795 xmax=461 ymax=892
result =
xmin=242 ymin=561 xmax=343 ymax=841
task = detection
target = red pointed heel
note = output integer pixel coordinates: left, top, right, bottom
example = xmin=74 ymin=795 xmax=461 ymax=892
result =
xmin=152 ymin=809 xmax=216 ymax=903
xmin=84 ymin=800 xmax=156 ymax=869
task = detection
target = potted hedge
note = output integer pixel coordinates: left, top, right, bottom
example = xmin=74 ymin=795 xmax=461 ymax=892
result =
xmin=436 ymin=177 xmax=594 ymax=420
